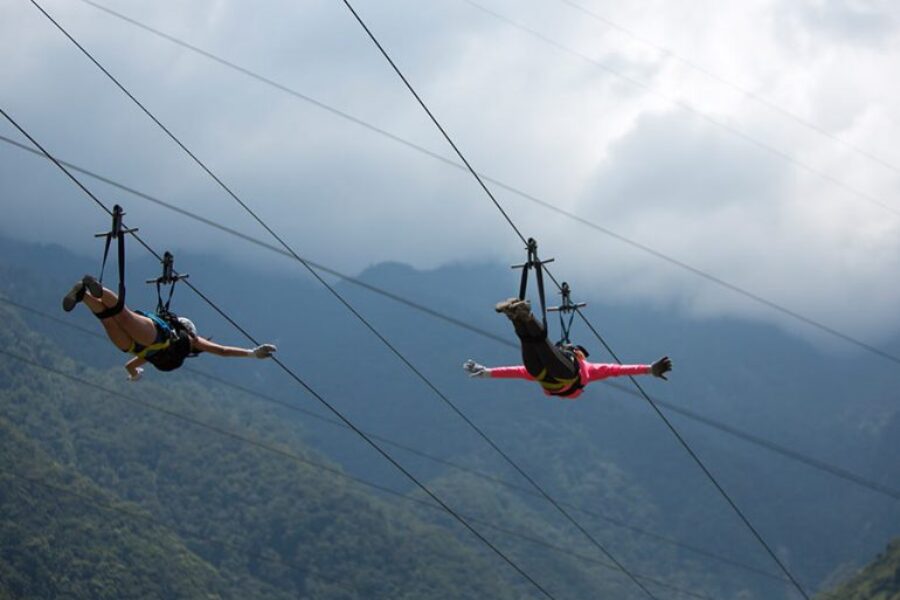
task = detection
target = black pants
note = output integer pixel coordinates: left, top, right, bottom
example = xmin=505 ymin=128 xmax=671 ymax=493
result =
xmin=513 ymin=314 xmax=579 ymax=382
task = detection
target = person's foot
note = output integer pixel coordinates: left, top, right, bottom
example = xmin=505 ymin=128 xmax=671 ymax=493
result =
xmin=495 ymin=297 xmax=531 ymax=320
xmin=495 ymin=297 xmax=517 ymax=313
xmin=82 ymin=274 xmax=103 ymax=298
xmin=62 ymin=280 xmax=86 ymax=312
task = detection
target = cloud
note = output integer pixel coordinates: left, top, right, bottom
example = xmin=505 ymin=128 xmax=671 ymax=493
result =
xmin=568 ymin=106 xmax=900 ymax=342
xmin=2 ymin=0 xmax=900 ymax=344
xmin=777 ymin=0 xmax=898 ymax=47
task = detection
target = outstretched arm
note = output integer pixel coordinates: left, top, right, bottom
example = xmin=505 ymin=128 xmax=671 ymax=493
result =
xmin=462 ymin=359 xmax=532 ymax=380
xmin=582 ymin=356 xmax=672 ymax=382
xmin=192 ymin=337 xmax=277 ymax=359
xmin=125 ymin=356 xmax=146 ymax=381
xmin=463 ymin=359 xmax=491 ymax=378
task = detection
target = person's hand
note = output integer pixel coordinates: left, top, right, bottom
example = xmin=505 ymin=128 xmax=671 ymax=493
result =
xmin=651 ymin=356 xmax=672 ymax=380
xmin=127 ymin=367 xmax=144 ymax=382
xmin=463 ymin=359 xmax=490 ymax=378
xmin=252 ymin=344 xmax=277 ymax=359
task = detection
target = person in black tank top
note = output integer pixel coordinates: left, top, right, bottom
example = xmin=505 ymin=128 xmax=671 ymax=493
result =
xmin=63 ymin=275 xmax=278 ymax=380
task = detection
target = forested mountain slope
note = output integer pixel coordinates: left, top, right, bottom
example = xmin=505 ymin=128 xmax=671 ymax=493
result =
xmin=818 ymin=539 xmax=900 ymax=600
xmin=0 ymin=304 xmax=523 ymax=599
xmin=1 ymin=234 xmax=898 ymax=599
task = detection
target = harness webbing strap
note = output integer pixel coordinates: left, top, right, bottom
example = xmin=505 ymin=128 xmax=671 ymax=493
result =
xmin=98 ymin=229 xmax=113 ymax=286
xmin=551 ymin=379 xmax=584 ymax=397
xmin=517 ymin=265 xmax=528 ymax=303
xmin=549 ymin=282 xmax=587 ymax=346
xmin=540 ymin=377 xmax=577 ymax=391
xmin=535 ymin=370 xmax=582 ymax=395
xmin=129 ymin=338 xmax=172 ymax=359
xmin=534 ymin=257 xmax=547 ymax=330
xmin=94 ymin=205 xmax=130 ymax=320
xmin=558 ymin=310 xmax=575 ymax=345
xmin=156 ymin=280 xmax=177 ymax=315
xmin=516 ymin=238 xmax=549 ymax=332
xmin=149 ymin=251 xmax=188 ymax=318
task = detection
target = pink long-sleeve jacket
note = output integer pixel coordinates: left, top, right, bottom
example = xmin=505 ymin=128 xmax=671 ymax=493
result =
xmin=487 ymin=360 xmax=650 ymax=399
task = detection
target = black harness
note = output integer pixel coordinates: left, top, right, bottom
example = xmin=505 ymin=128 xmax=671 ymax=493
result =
xmin=548 ymin=282 xmax=587 ymax=347
xmin=143 ymin=251 xmax=197 ymax=372
xmin=511 ymin=239 xmax=589 ymax=396
xmin=545 ymin=347 xmax=585 ymax=397
xmin=550 ymin=380 xmax=584 ymax=397
xmin=145 ymin=327 xmax=192 ymax=371
xmin=94 ymin=205 xmax=137 ymax=319
xmin=512 ymin=238 xmax=553 ymax=333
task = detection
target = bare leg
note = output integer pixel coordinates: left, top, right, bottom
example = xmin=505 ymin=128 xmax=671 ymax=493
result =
xmin=83 ymin=287 xmax=158 ymax=349
xmin=82 ymin=293 xmax=132 ymax=351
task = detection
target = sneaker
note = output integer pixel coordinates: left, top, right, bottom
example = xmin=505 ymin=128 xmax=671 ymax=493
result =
xmin=62 ymin=280 xmax=86 ymax=312
xmin=494 ymin=297 xmax=531 ymax=318
xmin=495 ymin=297 xmax=521 ymax=314
xmin=82 ymin=275 xmax=103 ymax=298
xmin=510 ymin=300 xmax=533 ymax=321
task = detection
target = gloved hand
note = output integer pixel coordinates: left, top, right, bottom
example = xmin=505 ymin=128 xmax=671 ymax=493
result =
xmin=650 ymin=356 xmax=672 ymax=380
xmin=252 ymin=344 xmax=277 ymax=359
xmin=463 ymin=359 xmax=490 ymax=378
xmin=127 ymin=367 xmax=144 ymax=382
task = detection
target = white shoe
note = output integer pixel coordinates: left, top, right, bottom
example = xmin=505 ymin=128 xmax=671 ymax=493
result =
xmin=494 ymin=297 xmax=531 ymax=319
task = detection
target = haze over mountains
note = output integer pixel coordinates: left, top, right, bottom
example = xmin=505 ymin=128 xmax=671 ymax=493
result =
xmin=1 ymin=233 xmax=898 ymax=599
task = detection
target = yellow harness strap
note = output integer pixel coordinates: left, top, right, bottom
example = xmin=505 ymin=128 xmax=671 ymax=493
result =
xmin=128 ymin=338 xmax=172 ymax=359
xmin=538 ymin=377 xmax=578 ymax=392
xmin=533 ymin=368 xmax=578 ymax=392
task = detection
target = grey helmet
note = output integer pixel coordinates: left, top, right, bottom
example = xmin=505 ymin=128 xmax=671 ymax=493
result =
xmin=558 ymin=342 xmax=590 ymax=359
xmin=178 ymin=317 xmax=198 ymax=337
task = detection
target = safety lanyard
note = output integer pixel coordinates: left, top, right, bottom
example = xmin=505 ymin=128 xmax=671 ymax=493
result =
xmin=512 ymin=238 xmax=553 ymax=332
xmin=146 ymin=251 xmax=189 ymax=317
xmin=94 ymin=205 xmax=137 ymax=317
xmin=548 ymin=282 xmax=586 ymax=345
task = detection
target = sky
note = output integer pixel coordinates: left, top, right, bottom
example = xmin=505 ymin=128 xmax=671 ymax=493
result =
xmin=2 ymin=0 xmax=899 ymax=345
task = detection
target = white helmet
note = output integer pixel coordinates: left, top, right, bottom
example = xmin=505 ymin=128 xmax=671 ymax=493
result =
xmin=178 ymin=317 xmax=198 ymax=337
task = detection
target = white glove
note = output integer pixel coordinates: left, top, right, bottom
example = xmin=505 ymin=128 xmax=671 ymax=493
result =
xmin=127 ymin=367 xmax=144 ymax=382
xmin=252 ymin=344 xmax=277 ymax=359
xmin=463 ymin=359 xmax=490 ymax=378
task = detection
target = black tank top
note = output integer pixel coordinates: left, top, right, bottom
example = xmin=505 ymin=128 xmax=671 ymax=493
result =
xmin=146 ymin=331 xmax=192 ymax=372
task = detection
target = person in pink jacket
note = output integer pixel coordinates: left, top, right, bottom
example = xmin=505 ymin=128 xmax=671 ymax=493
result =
xmin=463 ymin=298 xmax=671 ymax=398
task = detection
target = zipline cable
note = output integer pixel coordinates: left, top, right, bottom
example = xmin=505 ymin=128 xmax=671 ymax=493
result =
xmin=0 ymin=106 xmax=557 ymax=600
xmin=4 ymin=139 xmax=897 ymax=508
xmin=26 ymin=3 xmax=658 ymax=597
xmin=336 ymin=2 xmax=811 ymax=597
xmin=56 ymin=1 xmax=900 ymax=368
xmin=0 ymin=349 xmax=717 ymax=600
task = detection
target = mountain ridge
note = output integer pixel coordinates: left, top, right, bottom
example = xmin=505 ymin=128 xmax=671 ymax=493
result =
xmin=1 ymin=233 xmax=898 ymax=598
